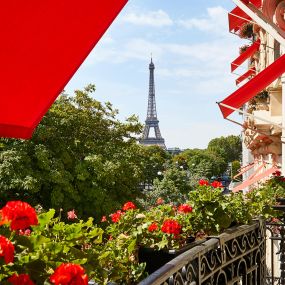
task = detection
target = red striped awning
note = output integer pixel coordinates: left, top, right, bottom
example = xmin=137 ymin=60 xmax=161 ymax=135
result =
xmin=229 ymin=7 xmax=251 ymax=32
xmin=231 ymin=40 xmax=260 ymax=72
xmin=228 ymin=0 xmax=261 ymax=32
xmin=236 ymin=67 xmax=256 ymax=85
xmin=219 ymin=53 xmax=285 ymax=118
xmin=0 ymin=0 xmax=128 ymax=139
xmin=233 ymin=162 xmax=256 ymax=179
xmin=233 ymin=166 xmax=278 ymax=192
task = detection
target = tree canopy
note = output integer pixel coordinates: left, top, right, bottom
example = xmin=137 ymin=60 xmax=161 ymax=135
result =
xmin=0 ymin=85 xmax=147 ymax=220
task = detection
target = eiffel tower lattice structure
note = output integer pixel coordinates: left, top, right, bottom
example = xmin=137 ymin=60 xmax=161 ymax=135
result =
xmin=139 ymin=58 xmax=166 ymax=149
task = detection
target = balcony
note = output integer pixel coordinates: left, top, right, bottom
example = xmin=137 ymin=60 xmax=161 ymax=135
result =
xmin=139 ymin=220 xmax=266 ymax=285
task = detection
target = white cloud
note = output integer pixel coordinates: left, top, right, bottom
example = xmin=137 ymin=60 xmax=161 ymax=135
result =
xmin=122 ymin=10 xmax=173 ymax=27
xmin=177 ymin=6 xmax=228 ymax=35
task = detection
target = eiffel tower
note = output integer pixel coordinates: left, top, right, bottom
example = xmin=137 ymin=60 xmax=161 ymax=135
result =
xmin=140 ymin=58 xmax=166 ymax=149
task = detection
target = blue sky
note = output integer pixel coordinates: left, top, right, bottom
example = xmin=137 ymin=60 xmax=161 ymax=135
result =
xmin=65 ymin=0 xmax=248 ymax=149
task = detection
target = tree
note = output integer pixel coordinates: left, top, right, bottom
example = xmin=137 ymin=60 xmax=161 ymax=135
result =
xmin=139 ymin=145 xmax=170 ymax=184
xmin=137 ymin=166 xmax=191 ymax=208
xmin=173 ymin=149 xmax=228 ymax=179
xmin=0 ymin=85 xmax=145 ymax=220
xmin=207 ymin=135 xmax=242 ymax=163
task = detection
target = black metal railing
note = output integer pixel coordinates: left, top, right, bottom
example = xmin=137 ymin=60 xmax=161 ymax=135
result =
xmin=139 ymin=220 xmax=266 ymax=285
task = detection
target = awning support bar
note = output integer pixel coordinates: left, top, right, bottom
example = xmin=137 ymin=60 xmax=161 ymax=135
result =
xmin=218 ymin=102 xmax=285 ymax=131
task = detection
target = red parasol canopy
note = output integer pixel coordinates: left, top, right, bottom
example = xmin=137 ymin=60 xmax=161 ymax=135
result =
xmin=0 ymin=0 xmax=127 ymax=139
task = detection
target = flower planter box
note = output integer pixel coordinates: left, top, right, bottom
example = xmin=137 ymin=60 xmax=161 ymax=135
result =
xmin=138 ymin=239 xmax=205 ymax=274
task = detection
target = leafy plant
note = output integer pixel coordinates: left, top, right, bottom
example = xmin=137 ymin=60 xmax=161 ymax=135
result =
xmin=239 ymin=23 xmax=254 ymax=39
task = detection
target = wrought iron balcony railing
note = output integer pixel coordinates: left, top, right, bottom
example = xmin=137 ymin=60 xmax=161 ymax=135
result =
xmin=139 ymin=220 xmax=266 ymax=285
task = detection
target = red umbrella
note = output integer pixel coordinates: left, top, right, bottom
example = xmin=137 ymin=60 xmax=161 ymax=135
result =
xmin=0 ymin=0 xmax=127 ymax=139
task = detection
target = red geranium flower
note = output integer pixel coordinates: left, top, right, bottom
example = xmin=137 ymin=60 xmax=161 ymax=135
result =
xmin=50 ymin=263 xmax=88 ymax=285
xmin=67 ymin=209 xmax=77 ymax=220
xmin=178 ymin=204 xmax=193 ymax=213
xmin=211 ymin=181 xmax=223 ymax=188
xmin=110 ymin=210 xmax=124 ymax=223
xmin=199 ymin=179 xmax=209 ymax=186
xmin=122 ymin=202 xmax=136 ymax=211
xmin=101 ymin=216 xmax=107 ymax=222
xmin=148 ymin=222 xmax=158 ymax=232
xmin=161 ymin=219 xmax=181 ymax=235
xmin=0 ymin=235 xmax=14 ymax=264
xmin=8 ymin=273 xmax=35 ymax=285
xmin=0 ymin=201 xmax=38 ymax=231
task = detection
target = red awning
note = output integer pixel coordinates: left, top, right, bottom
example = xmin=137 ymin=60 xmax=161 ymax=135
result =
xmin=0 ymin=0 xmax=128 ymax=139
xmin=236 ymin=67 xmax=256 ymax=85
xmin=231 ymin=40 xmax=260 ymax=72
xmin=233 ymin=166 xmax=278 ymax=192
xmin=228 ymin=0 xmax=261 ymax=31
xmin=219 ymin=53 xmax=285 ymax=118
xmin=228 ymin=7 xmax=251 ymax=32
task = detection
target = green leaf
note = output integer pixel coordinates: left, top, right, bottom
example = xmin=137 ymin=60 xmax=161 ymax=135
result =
xmin=36 ymin=209 xmax=56 ymax=230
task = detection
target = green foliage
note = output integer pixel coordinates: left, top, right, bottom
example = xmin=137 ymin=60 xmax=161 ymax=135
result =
xmin=246 ymin=175 xmax=285 ymax=219
xmin=231 ymin=160 xmax=241 ymax=180
xmin=137 ymin=166 xmax=191 ymax=208
xmin=207 ymin=135 xmax=242 ymax=164
xmin=174 ymin=149 xmax=227 ymax=179
xmin=139 ymin=145 xmax=170 ymax=184
xmin=188 ymin=186 xmax=252 ymax=235
xmin=0 ymin=85 xmax=146 ymax=220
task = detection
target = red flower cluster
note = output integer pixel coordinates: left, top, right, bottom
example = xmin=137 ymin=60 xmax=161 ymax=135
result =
xmin=122 ymin=202 xmax=136 ymax=211
xmin=110 ymin=210 xmax=124 ymax=223
xmin=0 ymin=235 xmax=14 ymax=264
xmin=199 ymin=179 xmax=209 ymax=186
xmin=178 ymin=204 xmax=193 ymax=214
xmin=0 ymin=201 xmax=38 ymax=231
xmin=211 ymin=181 xmax=223 ymax=188
xmin=50 ymin=263 xmax=88 ymax=285
xmin=161 ymin=219 xmax=181 ymax=235
xmin=148 ymin=222 xmax=158 ymax=232
xmin=8 ymin=273 xmax=35 ymax=285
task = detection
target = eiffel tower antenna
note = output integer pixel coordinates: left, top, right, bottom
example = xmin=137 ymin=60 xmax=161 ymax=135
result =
xmin=139 ymin=58 xmax=166 ymax=148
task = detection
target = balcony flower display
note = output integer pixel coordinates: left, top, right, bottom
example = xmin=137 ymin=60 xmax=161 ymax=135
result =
xmin=0 ymin=177 xmax=281 ymax=284
xmin=239 ymin=44 xmax=250 ymax=54
xmin=239 ymin=22 xmax=255 ymax=39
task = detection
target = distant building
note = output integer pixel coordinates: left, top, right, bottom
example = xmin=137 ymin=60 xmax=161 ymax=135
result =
xmin=167 ymin=147 xmax=182 ymax=155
